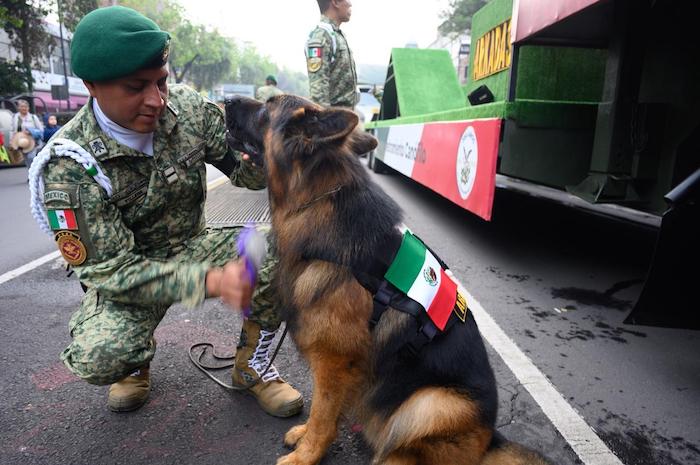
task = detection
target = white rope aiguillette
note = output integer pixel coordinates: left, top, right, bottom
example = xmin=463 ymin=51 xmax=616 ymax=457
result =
xmin=29 ymin=138 xmax=113 ymax=235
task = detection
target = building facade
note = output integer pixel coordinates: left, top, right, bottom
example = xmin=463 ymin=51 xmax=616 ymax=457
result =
xmin=0 ymin=22 xmax=89 ymax=113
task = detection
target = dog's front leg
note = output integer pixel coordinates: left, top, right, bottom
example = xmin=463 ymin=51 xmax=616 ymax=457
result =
xmin=277 ymin=351 xmax=360 ymax=465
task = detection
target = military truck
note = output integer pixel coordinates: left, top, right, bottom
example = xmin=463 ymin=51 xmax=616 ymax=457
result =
xmin=366 ymin=0 xmax=699 ymax=328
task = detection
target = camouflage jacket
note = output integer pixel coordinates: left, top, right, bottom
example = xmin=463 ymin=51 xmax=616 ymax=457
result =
xmin=42 ymin=84 xmax=266 ymax=308
xmin=255 ymin=85 xmax=283 ymax=103
xmin=306 ymin=15 xmax=358 ymax=108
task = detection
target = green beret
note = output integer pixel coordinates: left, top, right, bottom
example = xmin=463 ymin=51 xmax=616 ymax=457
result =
xmin=266 ymin=75 xmax=277 ymax=84
xmin=71 ymin=6 xmax=171 ymax=82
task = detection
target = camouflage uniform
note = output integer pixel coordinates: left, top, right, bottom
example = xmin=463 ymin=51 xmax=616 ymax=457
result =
xmin=255 ymin=85 xmax=283 ymax=103
xmin=306 ymin=15 xmax=358 ymax=108
xmin=42 ymin=84 xmax=280 ymax=385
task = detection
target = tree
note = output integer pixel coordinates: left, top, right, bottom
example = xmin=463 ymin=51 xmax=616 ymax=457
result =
xmin=119 ymin=0 xmax=234 ymax=85
xmin=0 ymin=60 xmax=27 ymax=96
xmin=58 ymin=0 xmax=98 ymax=32
xmin=237 ymin=44 xmax=276 ymax=86
xmin=1 ymin=0 xmax=53 ymax=95
xmin=438 ymin=0 xmax=490 ymax=37
xmin=187 ymin=32 xmax=237 ymax=91
xmin=276 ymin=69 xmax=309 ymax=97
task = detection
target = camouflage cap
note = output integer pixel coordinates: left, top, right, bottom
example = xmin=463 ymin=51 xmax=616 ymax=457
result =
xmin=71 ymin=6 xmax=171 ymax=82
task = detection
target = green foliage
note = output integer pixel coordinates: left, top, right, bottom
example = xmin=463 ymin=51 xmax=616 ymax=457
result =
xmin=119 ymin=0 xmax=235 ymax=87
xmin=187 ymin=29 xmax=236 ymax=90
xmin=0 ymin=60 xmax=27 ymax=96
xmin=276 ymin=69 xmax=309 ymax=97
xmin=59 ymin=0 xmax=98 ymax=32
xmin=237 ymin=45 xmax=276 ymax=88
xmin=438 ymin=0 xmax=490 ymax=36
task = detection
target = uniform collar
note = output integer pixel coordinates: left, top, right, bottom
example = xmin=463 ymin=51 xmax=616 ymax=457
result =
xmin=320 ymin=15 xmax=341 ymax=31
xmin=80 ymin=94 xmax=179 ymax=161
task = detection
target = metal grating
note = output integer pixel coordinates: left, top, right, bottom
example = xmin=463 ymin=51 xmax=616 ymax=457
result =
xmin=206 ymin=183 xmax=271 ymax=228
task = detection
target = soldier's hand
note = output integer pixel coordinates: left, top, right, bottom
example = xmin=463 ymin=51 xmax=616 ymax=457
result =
xmin=240 ymin=152 xmax=257 ymax=167
xmin=206 ymin=260 xmax=253 ymax=311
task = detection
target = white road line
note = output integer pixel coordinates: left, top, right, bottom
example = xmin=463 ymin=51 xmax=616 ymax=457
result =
xmin=0 ymin=251 xmax=61 ymax=286
xmin=458 ymin=284 xmax=624 ymax=465
xmin=0 ymin=176 xmax=229 ymax=287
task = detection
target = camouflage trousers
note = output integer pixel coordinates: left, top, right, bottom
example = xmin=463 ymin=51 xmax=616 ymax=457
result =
xmin=60 ymin=226 xmax=280 ymax=386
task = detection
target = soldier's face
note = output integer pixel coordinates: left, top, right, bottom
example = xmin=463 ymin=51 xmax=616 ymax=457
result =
xmin=85 ymin=65 xmax=169 ymax=133
xmin=335 ymin=0 xmax=352 ymax=22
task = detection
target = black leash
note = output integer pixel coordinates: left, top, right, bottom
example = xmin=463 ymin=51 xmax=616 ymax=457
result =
xmin=188 ymin=324 xmax=289 ymax=390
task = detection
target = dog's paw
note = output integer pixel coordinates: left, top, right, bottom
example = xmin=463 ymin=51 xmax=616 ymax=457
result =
xmin=284 ymin=424 xmax=308 ymax=449
xmin=276 ymin=451 xmax=306 ymax=465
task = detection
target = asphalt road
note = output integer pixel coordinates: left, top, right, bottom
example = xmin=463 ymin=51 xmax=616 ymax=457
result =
xmin=1 ymin=162 xmax=698 ymax=465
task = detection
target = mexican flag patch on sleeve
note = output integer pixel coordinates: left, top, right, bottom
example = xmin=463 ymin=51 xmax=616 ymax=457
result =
xmin=47 ymin=209 xmax=78 ymax=230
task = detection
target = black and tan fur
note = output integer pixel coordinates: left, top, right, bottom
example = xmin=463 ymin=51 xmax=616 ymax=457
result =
xmin=225 ymin=95 xmax=550 ymax=465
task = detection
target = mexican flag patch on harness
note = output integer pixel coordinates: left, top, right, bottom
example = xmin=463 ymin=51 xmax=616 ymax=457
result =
xmin=384 ymin=231 xmax=459 ymax=330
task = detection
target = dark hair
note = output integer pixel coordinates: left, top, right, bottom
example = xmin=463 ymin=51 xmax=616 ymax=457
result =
xmin=317 ymin=0 xmax=331 ymax=13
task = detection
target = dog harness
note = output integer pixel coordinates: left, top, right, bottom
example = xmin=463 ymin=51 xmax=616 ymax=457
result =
xmin=353 ymin=228 xmax=469 ymax=355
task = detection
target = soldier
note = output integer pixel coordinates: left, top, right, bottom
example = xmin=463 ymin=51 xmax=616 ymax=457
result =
xmin=306 ymin=0 xmax=358 ymax=108
xmin=27 ymin=6 xmax=303 ymax=417
xmin=255 ymin=75 xmax=284 ymax=102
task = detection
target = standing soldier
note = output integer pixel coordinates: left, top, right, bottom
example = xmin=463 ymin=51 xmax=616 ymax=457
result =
xmin=27 ymin=6 xmax=303 ymax=418
xmin=306 ymin=0 xmax=358 ymax=109
xmin=255 ymin=75 xmax=284 ymax=102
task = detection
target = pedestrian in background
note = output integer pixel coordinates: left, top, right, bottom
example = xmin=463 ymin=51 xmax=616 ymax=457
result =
xmin=43 ymin=114 xmax=62 ymax=143
xmin=306 ymin=0 xmax=358 ymax=109
xmin=11 ymin=99 xmax=44 ymax=168
xmin=255 ymin=75 xmax=284 ymax=102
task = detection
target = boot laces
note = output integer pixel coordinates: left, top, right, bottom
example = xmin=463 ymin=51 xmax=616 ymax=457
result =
xmin=248 ymin=329 xmax=280 ymax=382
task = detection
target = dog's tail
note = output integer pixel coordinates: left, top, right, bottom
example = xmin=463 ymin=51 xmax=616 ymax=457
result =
xmin=479 ymin=431 xmax=552 ymax=465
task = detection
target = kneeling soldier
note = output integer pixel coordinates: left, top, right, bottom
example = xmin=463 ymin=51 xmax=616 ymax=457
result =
xmin=28 ymin=6 xmax=303 ymax=417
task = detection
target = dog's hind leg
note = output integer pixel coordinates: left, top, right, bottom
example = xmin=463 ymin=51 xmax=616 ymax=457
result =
xmin=277 ymin=351 xmax=363 ymax=465
xmin=371 ymin=387 xmax=492 ymax=465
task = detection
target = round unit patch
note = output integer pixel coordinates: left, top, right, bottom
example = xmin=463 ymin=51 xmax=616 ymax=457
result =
xmin=307 ymin=57 xmax=322 ymax=73
xmin=55 ymin=231 xmax=87 ymax=266
xmin=456 ymin=125 xmax=479 ymax=200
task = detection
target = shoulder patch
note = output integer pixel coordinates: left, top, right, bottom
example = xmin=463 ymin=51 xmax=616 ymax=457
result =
xmin=307 ymin=47 xmax=323 ymax=58
xmin=307 ymin=57 xmax=322 ymax=73
xmin=55 ymin=231 xmax=87 ymax=266
xmin=47 ymin=209 xmax=79 ymax=231
xmin=307 ymin=46 xmax=323 ymax=73
xmin=88 ymin=138 xmax=108 ymax=157
xmin=44 ymin=190 xmax=71 ymax=205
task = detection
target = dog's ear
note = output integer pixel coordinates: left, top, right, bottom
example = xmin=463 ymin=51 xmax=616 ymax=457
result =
xmin=288 ymin=107 xmax=358 ymax=149
xmin=348 ymin=130 xmax=378 ymax=156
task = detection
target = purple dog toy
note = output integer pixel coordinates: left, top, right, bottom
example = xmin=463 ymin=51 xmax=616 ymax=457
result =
xmin=236 ymin=225 xmax=266 ymax=317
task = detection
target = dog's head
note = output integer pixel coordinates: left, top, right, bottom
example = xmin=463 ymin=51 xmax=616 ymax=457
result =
xmin=224 ymin=94 xmax=378 ymax=170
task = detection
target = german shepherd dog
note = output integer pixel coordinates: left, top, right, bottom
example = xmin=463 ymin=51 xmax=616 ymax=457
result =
xmin=225 ymin=95 xmax=550 ymax=465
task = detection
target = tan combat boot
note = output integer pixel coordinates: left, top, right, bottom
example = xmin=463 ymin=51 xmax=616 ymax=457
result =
xmin=108 ymin=365 xmax=150 ymax=412
xmin=232 ymin=320 xmax=303 ymax=417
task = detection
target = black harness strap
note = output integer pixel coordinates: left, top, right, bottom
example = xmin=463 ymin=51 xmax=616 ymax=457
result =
xmin=369 ymin=280 xmax=393 ymax=329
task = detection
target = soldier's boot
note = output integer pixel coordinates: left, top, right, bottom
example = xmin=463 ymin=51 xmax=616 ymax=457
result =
xmin=231 ymin=320 xmax=303 ymax=417
xmin=108 ymin=365 xmax=151 ymax=412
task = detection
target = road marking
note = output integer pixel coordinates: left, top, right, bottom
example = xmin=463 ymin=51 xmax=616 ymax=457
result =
xmin=0 ymin=176 xmax=229 ymax=286
xmin=453 ymin=279 xmax=624 ymax=465
xmin=0 ymin=251 xmax=61 ymax=286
